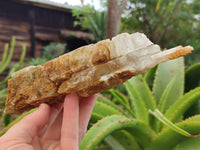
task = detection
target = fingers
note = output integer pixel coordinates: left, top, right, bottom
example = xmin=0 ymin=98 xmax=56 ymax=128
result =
xmin=42 ymin=103 xmax=63 ymax=139
xmin=2 ymin=103 xmax=51 ymax=143
xmin=61 ymin=94 xmax=79 ymax=150
xmin=79 ymin=93 xmax=99 ymax=142
xmin=1 ymin=93 xmax=98 ymax=150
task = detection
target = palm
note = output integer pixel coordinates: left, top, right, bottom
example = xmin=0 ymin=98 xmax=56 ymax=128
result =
xmin=3 ymin=138 xmax=60 ymax=150
xmin=0 ymin=94 xmax=98 ymax=150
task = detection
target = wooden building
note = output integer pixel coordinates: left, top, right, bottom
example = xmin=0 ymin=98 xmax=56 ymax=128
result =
xmin=0 ymin=0 xmax=93 ymax=61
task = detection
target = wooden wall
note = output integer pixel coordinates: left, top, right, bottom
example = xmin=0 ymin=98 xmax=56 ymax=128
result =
xmin=0 ymin=0 xmax=92 ymax=81
xmin=0 ymin=16 xmax=31 ymax=61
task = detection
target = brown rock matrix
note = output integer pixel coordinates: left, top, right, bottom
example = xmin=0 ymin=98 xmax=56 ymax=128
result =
xmin=5 ymin=33 xmax=193 ymax=114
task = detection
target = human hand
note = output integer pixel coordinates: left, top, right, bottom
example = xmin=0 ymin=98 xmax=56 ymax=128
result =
xmin=0 ymin=94 xmax=98 ymax=150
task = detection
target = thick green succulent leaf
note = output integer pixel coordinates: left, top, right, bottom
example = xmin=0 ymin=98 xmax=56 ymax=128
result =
xmin=3 ymin=114 xmax=12 ymax=127
xmin=97 ymin=96 xmax=128 ymax=117
xmin=93 ymin=101 xmax=123 ymax=117
xmin=104 ymin=135 xmax=126 ymax=150
xmin=124 ymin=81 xmax=149 ymax=124
xmin=153 ymin=57 xmax=184 ymax=109
xmin=158 ymin=77 xmax=176 ymax=113
xmin=129 ymin=75 xmax=156 ymax=110
xmin=175 ymin=115 xmax=200 ymax=149
xmin=103 ymin=90 xmax=134 ymax=117
xmin=114 ymin=84 xmax=128 ymax=96
xmin=94 ymin=145 xmax=111 ymax=150
xmin=184 ymin=63 xmax=200 ymax=118
xmin=107 ymin=130 xmax=141 ymax=150
xmin=91 ymin=118 xmax=141 ymax=149
xmin=185 ymin=115 xmax=200 ymax=122
xmin=150 ymin=109 xmax=190 ymax=137
xmin=90 ymin=113 xmax=103 ymax=124
xmin=128 ymin=75 xmax=158 ymax=131
xmin=185 ymin=63 xmax=200 ymax=92
xmin=144 ymin=66 xmax=157 ymax=89
xmin=164 ymin=87 xmax=200 ymax=123
xmin=184 ymin=101 xmax=200 ymax=119
xmin=175 ymin=136 xmax=200 ymax=150
xmin=80 ymin=115 xmax=156 ymax=150
xmin=108 ymin=89 xmax=129 ymax=106
xmin=0 ymin=108 xmax=37 ymax=136
xmin=149 ymin=121 xmax=200 ymax=150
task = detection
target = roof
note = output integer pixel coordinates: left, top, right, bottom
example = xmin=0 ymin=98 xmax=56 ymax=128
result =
xmin=17 ymin=0 xmax=73 ymax=12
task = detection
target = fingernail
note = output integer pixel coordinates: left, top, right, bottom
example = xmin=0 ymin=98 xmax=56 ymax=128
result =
xmin=38 ymin=103 xmax=46 ymax=110
xmin=94 ymin=93 xmax=99 ymax=97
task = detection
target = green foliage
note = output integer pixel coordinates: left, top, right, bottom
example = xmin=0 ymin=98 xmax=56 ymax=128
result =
xmin=0 ymin=38 xmax=26 ymax=123
xmin=0 ymin=89 xmax=7 ymax=101
xmin=71 ymin=1 xmax=199 ymax=65
xmin=121 ymin=0 xmax=200 ymax=66
xmin=184 ymin=63 xmax=200 ymax=118
xmin=143 ymin=66 xmax=157 ymax=89
xmin=28 ymin=57 xmax=48 ymax=66
xmin=0 ymin=108 xmax=37 ymax=136
xmin=185 ymin=63 xmax=200 ymax=92
xmin=72 ymin=5 xmax=106 ymax=41
xmin=80 ymin=59 xmax=200 ymax=150
xmin=3 ymin=114 xmax=12 ymax=127
xmin=2 ymin=57 xmax=199 ymax=150
xmin=0 ymin=38 xmax=15 ymax=74
xmin=149 ymin=120 xmax=200 ymax=150
xmin=164 ymin=87 xmax=200 ymax=123
xmin=29 ymin=42 xmax=66 ymax=66
xmin=42 ymin=42 xmax=66 ymax=60
xmin=153 ymin=58 xmax=184 ymax=111
xmin=0 ymin=44 xmax=26 ymax=86
xmin=129 ymin=75 xmax=156 ymax=111
xmin=124 ymin=81 xmax=149 ymax=124
xmin=175 ymin=136 xmax=200 ymax=150
xmin=80 ymin=115 xmax=156 ymax=150
xmin=106 ymin=130 xmax=141 ymax=150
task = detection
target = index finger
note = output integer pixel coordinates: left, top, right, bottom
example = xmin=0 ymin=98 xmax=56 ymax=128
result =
xmin=61 ymin=94 xmax=79 ymax=150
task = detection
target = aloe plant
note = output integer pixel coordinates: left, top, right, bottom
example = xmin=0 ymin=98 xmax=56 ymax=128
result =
xmin=81 ymin=57 xmax=200 ymax=150
xmin=0 ymin=37 xmax=26 ymax=87
xmin=0 ymin=56 xmax=199 ymax=149
xmin=0 ymin=37 xmax=26 ymax=126
xmin=184 ymin=63 xmax=200 ymax=118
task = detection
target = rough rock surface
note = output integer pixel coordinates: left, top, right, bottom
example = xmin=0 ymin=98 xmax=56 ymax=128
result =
xmin=5 ymin=33 xmax=193 ymax=114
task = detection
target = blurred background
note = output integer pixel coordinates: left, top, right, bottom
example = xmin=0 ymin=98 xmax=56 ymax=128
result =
xmin=0 ymin=0 xmax=200 ymax=77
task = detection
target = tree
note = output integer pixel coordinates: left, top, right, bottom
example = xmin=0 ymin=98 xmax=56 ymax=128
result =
xmin=106 ymin=0 xmax=129 ymax=39
xmin=72 ymin=0 xmax=129 ymax=41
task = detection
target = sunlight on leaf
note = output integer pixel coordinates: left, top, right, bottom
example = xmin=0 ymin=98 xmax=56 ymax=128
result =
xmin=149 ymin=109 xmax=190 ymax=137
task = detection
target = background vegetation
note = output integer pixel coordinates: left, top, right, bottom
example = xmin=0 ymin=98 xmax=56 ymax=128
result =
xmin=73 ymin=0 xmax=200 ymax=66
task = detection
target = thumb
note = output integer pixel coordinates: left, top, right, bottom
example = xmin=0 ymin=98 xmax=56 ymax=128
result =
xmin=3 ymin=104 xmax=51 ymax=142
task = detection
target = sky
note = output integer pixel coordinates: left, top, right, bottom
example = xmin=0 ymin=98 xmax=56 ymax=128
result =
xmin=50 ymin=0 xmax=101 ymax=9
